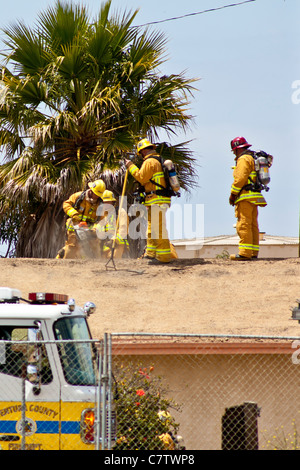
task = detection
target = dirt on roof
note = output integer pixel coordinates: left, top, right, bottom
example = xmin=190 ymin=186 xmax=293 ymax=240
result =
xmin=1 ymin=256 xmax=300 ymax=341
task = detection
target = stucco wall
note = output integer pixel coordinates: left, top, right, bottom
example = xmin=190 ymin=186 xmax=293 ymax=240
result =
xmin=113 ymin=350 xmax=300 ymax=450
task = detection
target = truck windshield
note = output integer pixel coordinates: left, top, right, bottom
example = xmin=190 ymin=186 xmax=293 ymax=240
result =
xmin=54 ymin=317 xmax=96 ymax=386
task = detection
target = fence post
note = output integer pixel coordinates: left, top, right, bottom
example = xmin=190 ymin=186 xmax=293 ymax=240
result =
xmin=95 ymin=340 xmax=103 ymax=451
xmin=101 ymin=333 xmax=108 ymax=449
xmin=21 ymin=360 xmax=26 ymax=450
xmin=107 ymin=334 xmax=112 ymax=450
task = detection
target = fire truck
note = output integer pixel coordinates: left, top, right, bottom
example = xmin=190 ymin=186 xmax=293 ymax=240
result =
xmin=0 ymin=287 xmax=115 ymax=450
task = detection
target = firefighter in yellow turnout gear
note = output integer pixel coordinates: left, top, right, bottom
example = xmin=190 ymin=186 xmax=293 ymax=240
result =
xmin=57 ymin=180 xmax=106 ymax=259
xmin=95 ymin=190 xmax=129 ymax=259
xmin=125 ymin=139 xmax=177 ymax=264
xmin=229 ymin=137 xmax=267 ymax=260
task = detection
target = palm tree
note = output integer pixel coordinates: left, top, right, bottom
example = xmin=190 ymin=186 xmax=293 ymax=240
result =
xmin=0 ymin=0 xmax=198 ymax=258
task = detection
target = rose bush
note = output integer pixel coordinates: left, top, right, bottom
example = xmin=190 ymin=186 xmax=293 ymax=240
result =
xmin=113 ymin=363 xmax=181 ymax=450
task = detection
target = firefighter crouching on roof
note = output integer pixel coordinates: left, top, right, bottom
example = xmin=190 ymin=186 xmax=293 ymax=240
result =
xmin=124 ymin=138 xmax=178 ymax=264
xmin=229 ymin=137 xmax=267 ymax=260
xmin=95 ymin=190 xmax=129 ymax=259
xmin=56 ymin=179 xmax=106 ymax=259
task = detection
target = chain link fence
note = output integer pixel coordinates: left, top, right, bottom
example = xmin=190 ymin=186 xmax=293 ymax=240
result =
xmin=0 ymin=332 xmax=115 ymax=450
xmin=111 ymin=333 xmax=300 ymax=451
xmin=1 ymin=331 xmax=300 ymax=450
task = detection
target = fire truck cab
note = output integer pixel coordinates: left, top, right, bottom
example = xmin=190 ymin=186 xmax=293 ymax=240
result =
xmin=0 ymin=287 xmax=112 ymax=450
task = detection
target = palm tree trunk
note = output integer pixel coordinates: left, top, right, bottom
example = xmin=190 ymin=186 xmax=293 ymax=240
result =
xmin=16 ymin=202 xmax=66 ymax=258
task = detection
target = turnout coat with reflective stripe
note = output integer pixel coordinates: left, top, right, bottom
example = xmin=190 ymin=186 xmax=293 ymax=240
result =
xmin=95 ymin=210 xmax=129 ymax=246
xmin=63 ymin=191 xmax=101 ymax=230
xmin=128 ymin=152 xmax=171 ymax=206
xmin=231 ymin=153 xmax=267 ymax=207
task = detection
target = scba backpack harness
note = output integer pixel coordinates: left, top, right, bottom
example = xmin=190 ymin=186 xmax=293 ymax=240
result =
xmin=243 ymin=150 xmax=273 ymax=193
xmin=148 ymin=156 xmax=181 ymax=198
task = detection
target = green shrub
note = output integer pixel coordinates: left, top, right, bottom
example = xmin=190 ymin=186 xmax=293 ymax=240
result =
xmin=113 ymin=363 xmax=181 ymax=450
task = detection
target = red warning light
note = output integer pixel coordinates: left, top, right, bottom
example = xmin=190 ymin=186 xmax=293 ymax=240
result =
xmin=28 ymin=292 xmax=68 ymax=304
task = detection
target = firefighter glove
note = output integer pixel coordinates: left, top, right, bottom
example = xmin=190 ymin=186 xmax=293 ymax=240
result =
xmin=124 ymin=159 xmax=133 ymax=169
xmin=72 ymin=215 xmax=81 ymax=225
xmin=229 ymin=193 xmax=237 ymax=206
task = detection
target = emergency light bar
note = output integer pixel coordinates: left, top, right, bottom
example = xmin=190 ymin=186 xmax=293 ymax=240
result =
xmin=0 ymin=287 xmax=22 ymax=303
xmin=28 ymin=292 xmax=68 ymax=304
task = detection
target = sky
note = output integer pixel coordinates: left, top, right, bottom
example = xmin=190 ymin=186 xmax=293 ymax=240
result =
xmin=0 ymin=0 xmax=299 ymax=246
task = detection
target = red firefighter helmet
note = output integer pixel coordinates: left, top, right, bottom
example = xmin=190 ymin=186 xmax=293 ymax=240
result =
xmin=230 ymin=136 xmax=251 ymax=151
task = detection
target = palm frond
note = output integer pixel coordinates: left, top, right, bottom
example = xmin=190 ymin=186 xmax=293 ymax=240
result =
xmin=2 ymin=22 xmax=47 ymax=75
xmin=37 ymin=0 xmax=90 ymax=53
xmin=156 ymin=141 xmax=199 ymax=192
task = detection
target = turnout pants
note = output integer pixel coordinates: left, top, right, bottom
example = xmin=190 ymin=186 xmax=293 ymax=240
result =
xmin=146 ymin=204 xmax=177 ymax=263
xmin=235 ymin=200 xmax=260 ymax=258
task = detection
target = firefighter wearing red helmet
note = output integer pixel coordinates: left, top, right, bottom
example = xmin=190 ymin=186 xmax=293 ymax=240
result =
xmin=229 ymin=137 xmax=267 ymax=260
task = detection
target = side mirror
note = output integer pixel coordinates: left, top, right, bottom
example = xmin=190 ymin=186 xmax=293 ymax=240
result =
xmin=84 ymin=302 xmax=96 ymax=317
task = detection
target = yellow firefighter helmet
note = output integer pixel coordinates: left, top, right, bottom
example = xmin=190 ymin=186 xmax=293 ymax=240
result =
xmin=88 ymin=179 xmax=106 ymax=197
xmin=136 ymin=138 xmax=155 ymax=155
xmin=102 ymin=190 xmax=116 ymax=203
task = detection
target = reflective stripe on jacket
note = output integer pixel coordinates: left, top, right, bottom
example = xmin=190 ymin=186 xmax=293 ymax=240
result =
xmin=231 ymin=153 xmax=267 ymax=207
xmin=95 ymin=210 xmax=129 ymax=246
xmin=128 ymin=152 xmax=171 ymax=206
xmin=63 ymin=191 xmax=101 ymax=231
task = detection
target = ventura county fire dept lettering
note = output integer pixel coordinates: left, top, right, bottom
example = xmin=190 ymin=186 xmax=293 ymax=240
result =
xmin=0 ymin=404 xmax=58 ymax=419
